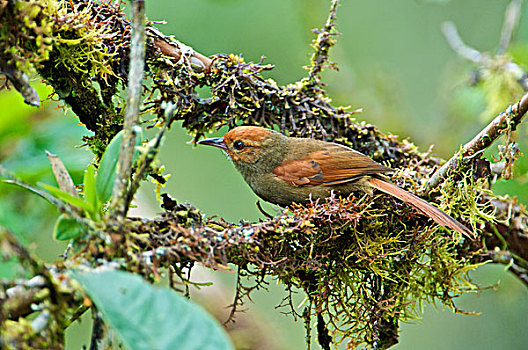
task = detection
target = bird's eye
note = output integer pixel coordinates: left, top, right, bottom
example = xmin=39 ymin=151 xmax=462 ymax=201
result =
xmin=233 ymin=140 xmax=245 ymax=151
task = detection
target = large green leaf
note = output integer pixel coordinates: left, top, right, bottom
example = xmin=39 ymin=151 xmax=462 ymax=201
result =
xmin=95 ymin=127 xmax=142 ymax=203
xmin=72 ymin=270 xmax=232 ymax=350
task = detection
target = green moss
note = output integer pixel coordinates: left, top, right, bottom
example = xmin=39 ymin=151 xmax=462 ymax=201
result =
xmin=1 ymin=0 xmax=128 ymax=156
xmin=1 ymin=0 xmax=57 ymax=73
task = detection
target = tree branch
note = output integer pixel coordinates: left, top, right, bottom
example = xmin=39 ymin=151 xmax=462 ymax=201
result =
xmin=424 ymin=92 xmax=528 ymax=192
xmin=109 ymin=0 xmax=146 ymax=224
xmin=497 ymin=0 xmax=522 ymax=55
xmin=441 ymin=21 xmax=486 ymax=64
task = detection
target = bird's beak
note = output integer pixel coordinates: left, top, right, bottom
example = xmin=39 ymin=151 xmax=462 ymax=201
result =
xmin=197 ymin=137 xmax=228 ymax=150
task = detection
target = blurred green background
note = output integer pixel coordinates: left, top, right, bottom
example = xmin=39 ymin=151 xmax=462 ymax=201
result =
xmin=1 ymin=0 xmax=528 ymax=349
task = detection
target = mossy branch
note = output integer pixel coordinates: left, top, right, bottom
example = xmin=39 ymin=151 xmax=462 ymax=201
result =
xmin=305 ymin=0 xmax=341 ymax=86
xmin=0 ymin=227 xmax=81 ymax=348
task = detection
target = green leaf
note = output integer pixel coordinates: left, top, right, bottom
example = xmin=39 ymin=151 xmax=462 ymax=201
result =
xmin=83 ymin=164 xmax=99 ymax=219
xmin=95 ymin=127 xmax=142 ymax=204
xmin=95 ymin=131 xmax=123 ymax=203
xmin=2 ymin=178 xmax=64 ymax=209
xmin=53 ymin=214 xmax=85 ymax=241
xmin=39 ymin=182 xmax=93 ymax=213
xmin=72 ymin=270 xmax=232 ymax=350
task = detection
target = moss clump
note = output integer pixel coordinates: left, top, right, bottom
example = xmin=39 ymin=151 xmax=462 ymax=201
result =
xmin=1 ymin=0 xmax=129 ymax=157
xmin=0 ymin=0 xmax=57 ymax=73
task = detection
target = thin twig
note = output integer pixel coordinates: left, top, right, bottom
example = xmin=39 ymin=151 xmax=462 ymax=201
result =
xmin=1 ymin=169 xmax=66 ymax=214
xmin=125 ymin=103 xmax=176 ymax=212
xmin=64 ymin=305 xmax=89 ymax=328
xmin=89 ymin=312 xmax=106 ymax=350
xmin=147 ymin=27 xmax=213 ymax=72
xmin=497 ymin=0 xmax=522 ymax=55
xmin=0 ymin=57 xmax=40 ymax=107
xmin=424 ymin=92 xmax=528 ymax=193
xmin=441 ymin=21 xmax=486 ymax=64
xmin=109 ymin=0 xmax=146 ymax=224
xmin=256 ymin=200 xmax=273 ymax=219
xmin=317 ymin=313 xmax=332 ymax=350
xmin=224 ymin=266 xmax=242 ymax=325
xmin=0 ymin=227 xmax=44 ymax=278
xmin=0 ymin=227 xmax=64 ymax=328
xmin=1 ymin=166 xmax=80 ymax=221
xmin=306 ymin=0 xmax=340 ymax=85
xmin=304 ymin=303 xmax=312 ymax=350
xmin=487 ymin=249 xmax=528 ymax=285
xmin=510 ymin=263 xmax=528 ymax=285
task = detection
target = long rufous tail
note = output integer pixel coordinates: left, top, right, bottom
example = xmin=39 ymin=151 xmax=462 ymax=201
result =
xmin=367 ymin=177 xmax=474 ymax=238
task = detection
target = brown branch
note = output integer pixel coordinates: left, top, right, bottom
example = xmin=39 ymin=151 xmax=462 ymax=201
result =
xmin=0 ymin=228 xmax=61 ymax=326
xmin=147 ymin=27 xmax=213 ymax=72
xmin=487 ymin=249 xmax=528 ymax=284
xmin=0 ymin=58 xmax=40 ymax=107
xmin=424 ymin=92 xmax=528 ymax=193
xmin=1 ymin=277 xmax=45 ymax=320
xmin=0 ymin=228 xmax=45 ymax=281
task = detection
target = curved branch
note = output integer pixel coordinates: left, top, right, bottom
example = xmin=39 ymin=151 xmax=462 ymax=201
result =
xmin=147 ymin=27 xmax=213 ymax=72
xmin=441 ymin=21 xmax=486 ymax=64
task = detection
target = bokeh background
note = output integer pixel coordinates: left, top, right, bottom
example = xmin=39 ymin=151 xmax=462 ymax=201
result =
xmin=1 ymin=0 xmax=527 ymax=349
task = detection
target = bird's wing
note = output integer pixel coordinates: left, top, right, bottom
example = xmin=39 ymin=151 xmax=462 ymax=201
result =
xmin=273 ymin=145 xmax=392 ymax=186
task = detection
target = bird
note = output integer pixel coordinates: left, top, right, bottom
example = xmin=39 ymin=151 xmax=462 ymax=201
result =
xmin=198 ymin=126 xmax=473 ymax=238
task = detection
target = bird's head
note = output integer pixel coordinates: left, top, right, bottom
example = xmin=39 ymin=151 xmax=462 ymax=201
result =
xmin=197 ymin=126 xmax=283 ymax=165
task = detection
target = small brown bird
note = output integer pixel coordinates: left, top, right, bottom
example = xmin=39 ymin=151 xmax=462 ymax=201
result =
xmin=198 ymin=126 xmax=472 ymax=237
